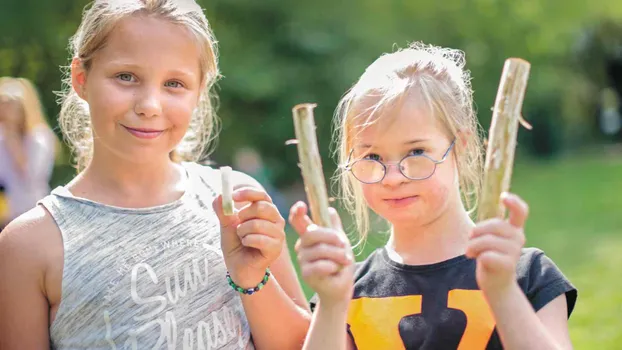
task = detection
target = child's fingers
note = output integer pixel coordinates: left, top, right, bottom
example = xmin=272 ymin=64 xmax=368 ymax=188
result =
xmin=300 ymin=260 xmax=342 ymax=279
xmin=294 ymin=238 xmax=302 ymax=254
xmin=237 ymin=219 xmax=284 ymax=240
xmin=297 ymin=243 xmax=353 ymax=266
xmin=465 ymin=234 xmax=519 ymax=259
xmin=212 ymin=195 xmax=240 ymax=227
xmin=288 ymin=201 xmax=313 ymax=236
xmin=470 ymin=219 xmax=525 ymax=247
xmin=501 ymin=192 xmax=529 ymax=228
xmin=232 ymin=187 xmax=273 ymax=204
xmin=299 ymin=226 xmax=347 ymax=249
xmin=477 ymin=250 xmax=515 ymax=273
xmin=240 ymin=234 xmax=282 ymax=257
xmin=237 ymin=200 xmax=284 ymax=225
xmin=212 ymin=195 xmax=242 ymax=246
xmin=470 ymin=218 xmax=513 ymax=239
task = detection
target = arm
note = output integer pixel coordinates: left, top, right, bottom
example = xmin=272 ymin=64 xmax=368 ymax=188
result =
xmin=487 ymin=285 xmax=572 ymax=350
xmin=2 ymin=128 xmax=27 ymax=174
xmin=303 ymin=299 xmax=356 ymax=350
xmin=231 ymin=242 xmax=311 ymax=350
xmin=24 ymin=127 xmax=56 ymax=183
xmin=467 ymin=193 xmax=574 ymax=350
xmin=289 ymin=201 xmax=356 ymax=350
xmin=214 ymin=170 xmax=311 ymax=350
xmin=0 ymin=207 xmax=55 ymax=349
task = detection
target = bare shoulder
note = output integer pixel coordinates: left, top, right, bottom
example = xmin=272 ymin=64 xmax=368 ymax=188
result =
xmin=0 ymin=205 xmax=61 ymax=280
xmin=0 ymin=205 xmax=62 ymax=347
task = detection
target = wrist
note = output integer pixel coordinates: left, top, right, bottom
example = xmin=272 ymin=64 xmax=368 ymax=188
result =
xmin=483 ymin=280 xmax=522 ymax=307
xmin=227 ymin=267 xmax=269 ymax=290
xmin=317 ymin=297 xmax=351 ymax=313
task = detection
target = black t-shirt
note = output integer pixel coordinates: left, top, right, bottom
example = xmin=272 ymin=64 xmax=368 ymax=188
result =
xmin=310 ymin=247 xmax=577 ymax=350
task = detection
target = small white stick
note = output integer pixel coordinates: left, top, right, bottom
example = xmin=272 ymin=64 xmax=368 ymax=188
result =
xmin=220 ymin=166 xmax=234 ymax=216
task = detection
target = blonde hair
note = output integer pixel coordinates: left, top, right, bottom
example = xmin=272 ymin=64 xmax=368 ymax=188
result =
xmin=57 ymin=0 xmax=220 ymax=170
xmin=0 ymin=77 xmax=53 ymax=132
xmin=333 ymin=41 xmax=484 ymax=242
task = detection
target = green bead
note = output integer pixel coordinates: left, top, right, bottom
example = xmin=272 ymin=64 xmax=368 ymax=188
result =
xmin=236 ymin=287 xmax=244 ymax=293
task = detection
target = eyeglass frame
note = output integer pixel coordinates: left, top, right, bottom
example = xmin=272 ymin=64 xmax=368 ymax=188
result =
xmin=342 ymin=140 xmax=456 ymax=184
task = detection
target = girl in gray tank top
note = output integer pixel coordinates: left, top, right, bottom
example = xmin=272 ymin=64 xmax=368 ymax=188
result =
xmin=0 ymin=1 xmax=311 ymax=349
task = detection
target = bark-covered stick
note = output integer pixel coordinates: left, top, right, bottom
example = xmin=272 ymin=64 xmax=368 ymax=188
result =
xmin=292 ymin=103 xmax=332 ymax=228
xmin=477 ymin=58 xmax=531 ymax=221
xmin=220 ymin=166 xmax=234 ymax=216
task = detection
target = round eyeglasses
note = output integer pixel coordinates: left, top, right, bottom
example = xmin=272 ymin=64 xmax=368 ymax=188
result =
xmin=343 ymin=141 xmax=455 ymax=184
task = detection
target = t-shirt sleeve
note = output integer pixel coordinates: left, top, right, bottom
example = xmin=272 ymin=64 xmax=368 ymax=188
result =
xmin=517 ymin=248 xmax=577 ymax=318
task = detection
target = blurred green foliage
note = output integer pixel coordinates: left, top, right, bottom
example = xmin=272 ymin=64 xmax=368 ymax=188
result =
xmin=1 ymin=0 xmax=622 ymax=187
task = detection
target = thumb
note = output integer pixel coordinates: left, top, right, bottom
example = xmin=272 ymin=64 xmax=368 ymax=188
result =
xmin=288 ymin=201 xmax=313 ymax=237
xmin=501 ymin=192 xmax=529 ymax=228
xmin=328 ymin=207 xmax=350 ymax=250
xmin=212 ymin=195 xmax=241 ymax=242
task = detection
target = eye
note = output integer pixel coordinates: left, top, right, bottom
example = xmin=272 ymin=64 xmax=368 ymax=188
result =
xmin=408 ymin=148 xmax=425 ymax=156
xmin=116 ymin=73 xmax=135 ymax=82
xmin=165 ymin=80 xmax=184 ymax=88
xmin=363 ymin=153 xmax=381 ymax=161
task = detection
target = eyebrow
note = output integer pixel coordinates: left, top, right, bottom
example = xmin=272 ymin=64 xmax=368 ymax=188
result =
xmin=355 ymin=138 xmax=429 ymax=149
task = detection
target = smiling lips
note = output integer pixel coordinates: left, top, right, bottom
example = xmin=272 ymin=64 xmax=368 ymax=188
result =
xmin=122 ymin=125 xmax=165 ymax=139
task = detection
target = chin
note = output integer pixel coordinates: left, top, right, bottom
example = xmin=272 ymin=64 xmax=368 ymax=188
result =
xmin=115 ymin=147 xmax=173 ymax=164
xmin=384 ymin=212 xmax=427 ymax=228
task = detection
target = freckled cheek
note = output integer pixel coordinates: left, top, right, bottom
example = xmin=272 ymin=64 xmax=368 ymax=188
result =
xmin=420 ymin=177 xmax=451 ymax=212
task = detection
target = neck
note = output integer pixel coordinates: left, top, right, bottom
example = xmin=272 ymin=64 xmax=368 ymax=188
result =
xmin=69 ymin=147 xmax=186 ymax=208
xmin=386 ymin=198 xmax=474 ymax=265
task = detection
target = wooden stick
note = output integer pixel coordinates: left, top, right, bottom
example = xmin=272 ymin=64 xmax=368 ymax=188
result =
xmin=220 ymin=166 xmax=234 ymax=216
xmin=477 ymin=58 xmax=531 ymax=221
xmin=292 ymin=103 xmax=332 ymax=228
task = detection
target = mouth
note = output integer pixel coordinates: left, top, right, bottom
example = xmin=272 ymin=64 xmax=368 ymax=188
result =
xmin=122 ymin=125 xmax=165 ymax=139
xmin=383 ymin=195 xmax=419 ymax=207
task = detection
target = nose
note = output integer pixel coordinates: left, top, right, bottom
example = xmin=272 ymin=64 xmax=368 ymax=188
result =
xmin=134 ymin=86 xmax=162 ymax=118
xmin=381 ymin=162 xmax=407 ymax=187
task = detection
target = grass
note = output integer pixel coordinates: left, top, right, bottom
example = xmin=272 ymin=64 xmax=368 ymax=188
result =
xmin=285 ymin=150 xmax=622 ymax=349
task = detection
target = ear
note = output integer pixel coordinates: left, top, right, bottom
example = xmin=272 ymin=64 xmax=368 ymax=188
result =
xmin=456 ymin=129 xmax=472 ymax=149
xmin=71 ymin=58 xmax=88 ymax=101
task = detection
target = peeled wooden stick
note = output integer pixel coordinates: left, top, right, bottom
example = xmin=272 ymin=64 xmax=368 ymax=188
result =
xmin=477 ymin=58 xmax=531 ymax=221
xmin=220 ymin=166 xmax=234 ymax=216
xmin=292 ymin=103 xmax=332 ymax=228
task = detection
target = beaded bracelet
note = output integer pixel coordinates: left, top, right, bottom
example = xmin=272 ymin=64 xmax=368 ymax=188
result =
xmin=226 ymin=268 xmax=271 ymax=295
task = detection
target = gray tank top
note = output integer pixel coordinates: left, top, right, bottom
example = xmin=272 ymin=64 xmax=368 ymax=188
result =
xmin=38 ymin=162 xmax=254 ymax=350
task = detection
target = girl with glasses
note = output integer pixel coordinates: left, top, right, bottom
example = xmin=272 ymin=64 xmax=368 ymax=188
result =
xmin=289 ymin=42 xmax=577 ymax=350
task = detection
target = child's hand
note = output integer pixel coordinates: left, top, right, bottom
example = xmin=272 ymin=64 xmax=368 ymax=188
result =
xmin=213 ymin=187 xmax=286 ymax=288
xmin=466 ymin=192 xmax=528 ymax=298
xmin=289 ymin=201 xmax=354 ymax=308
